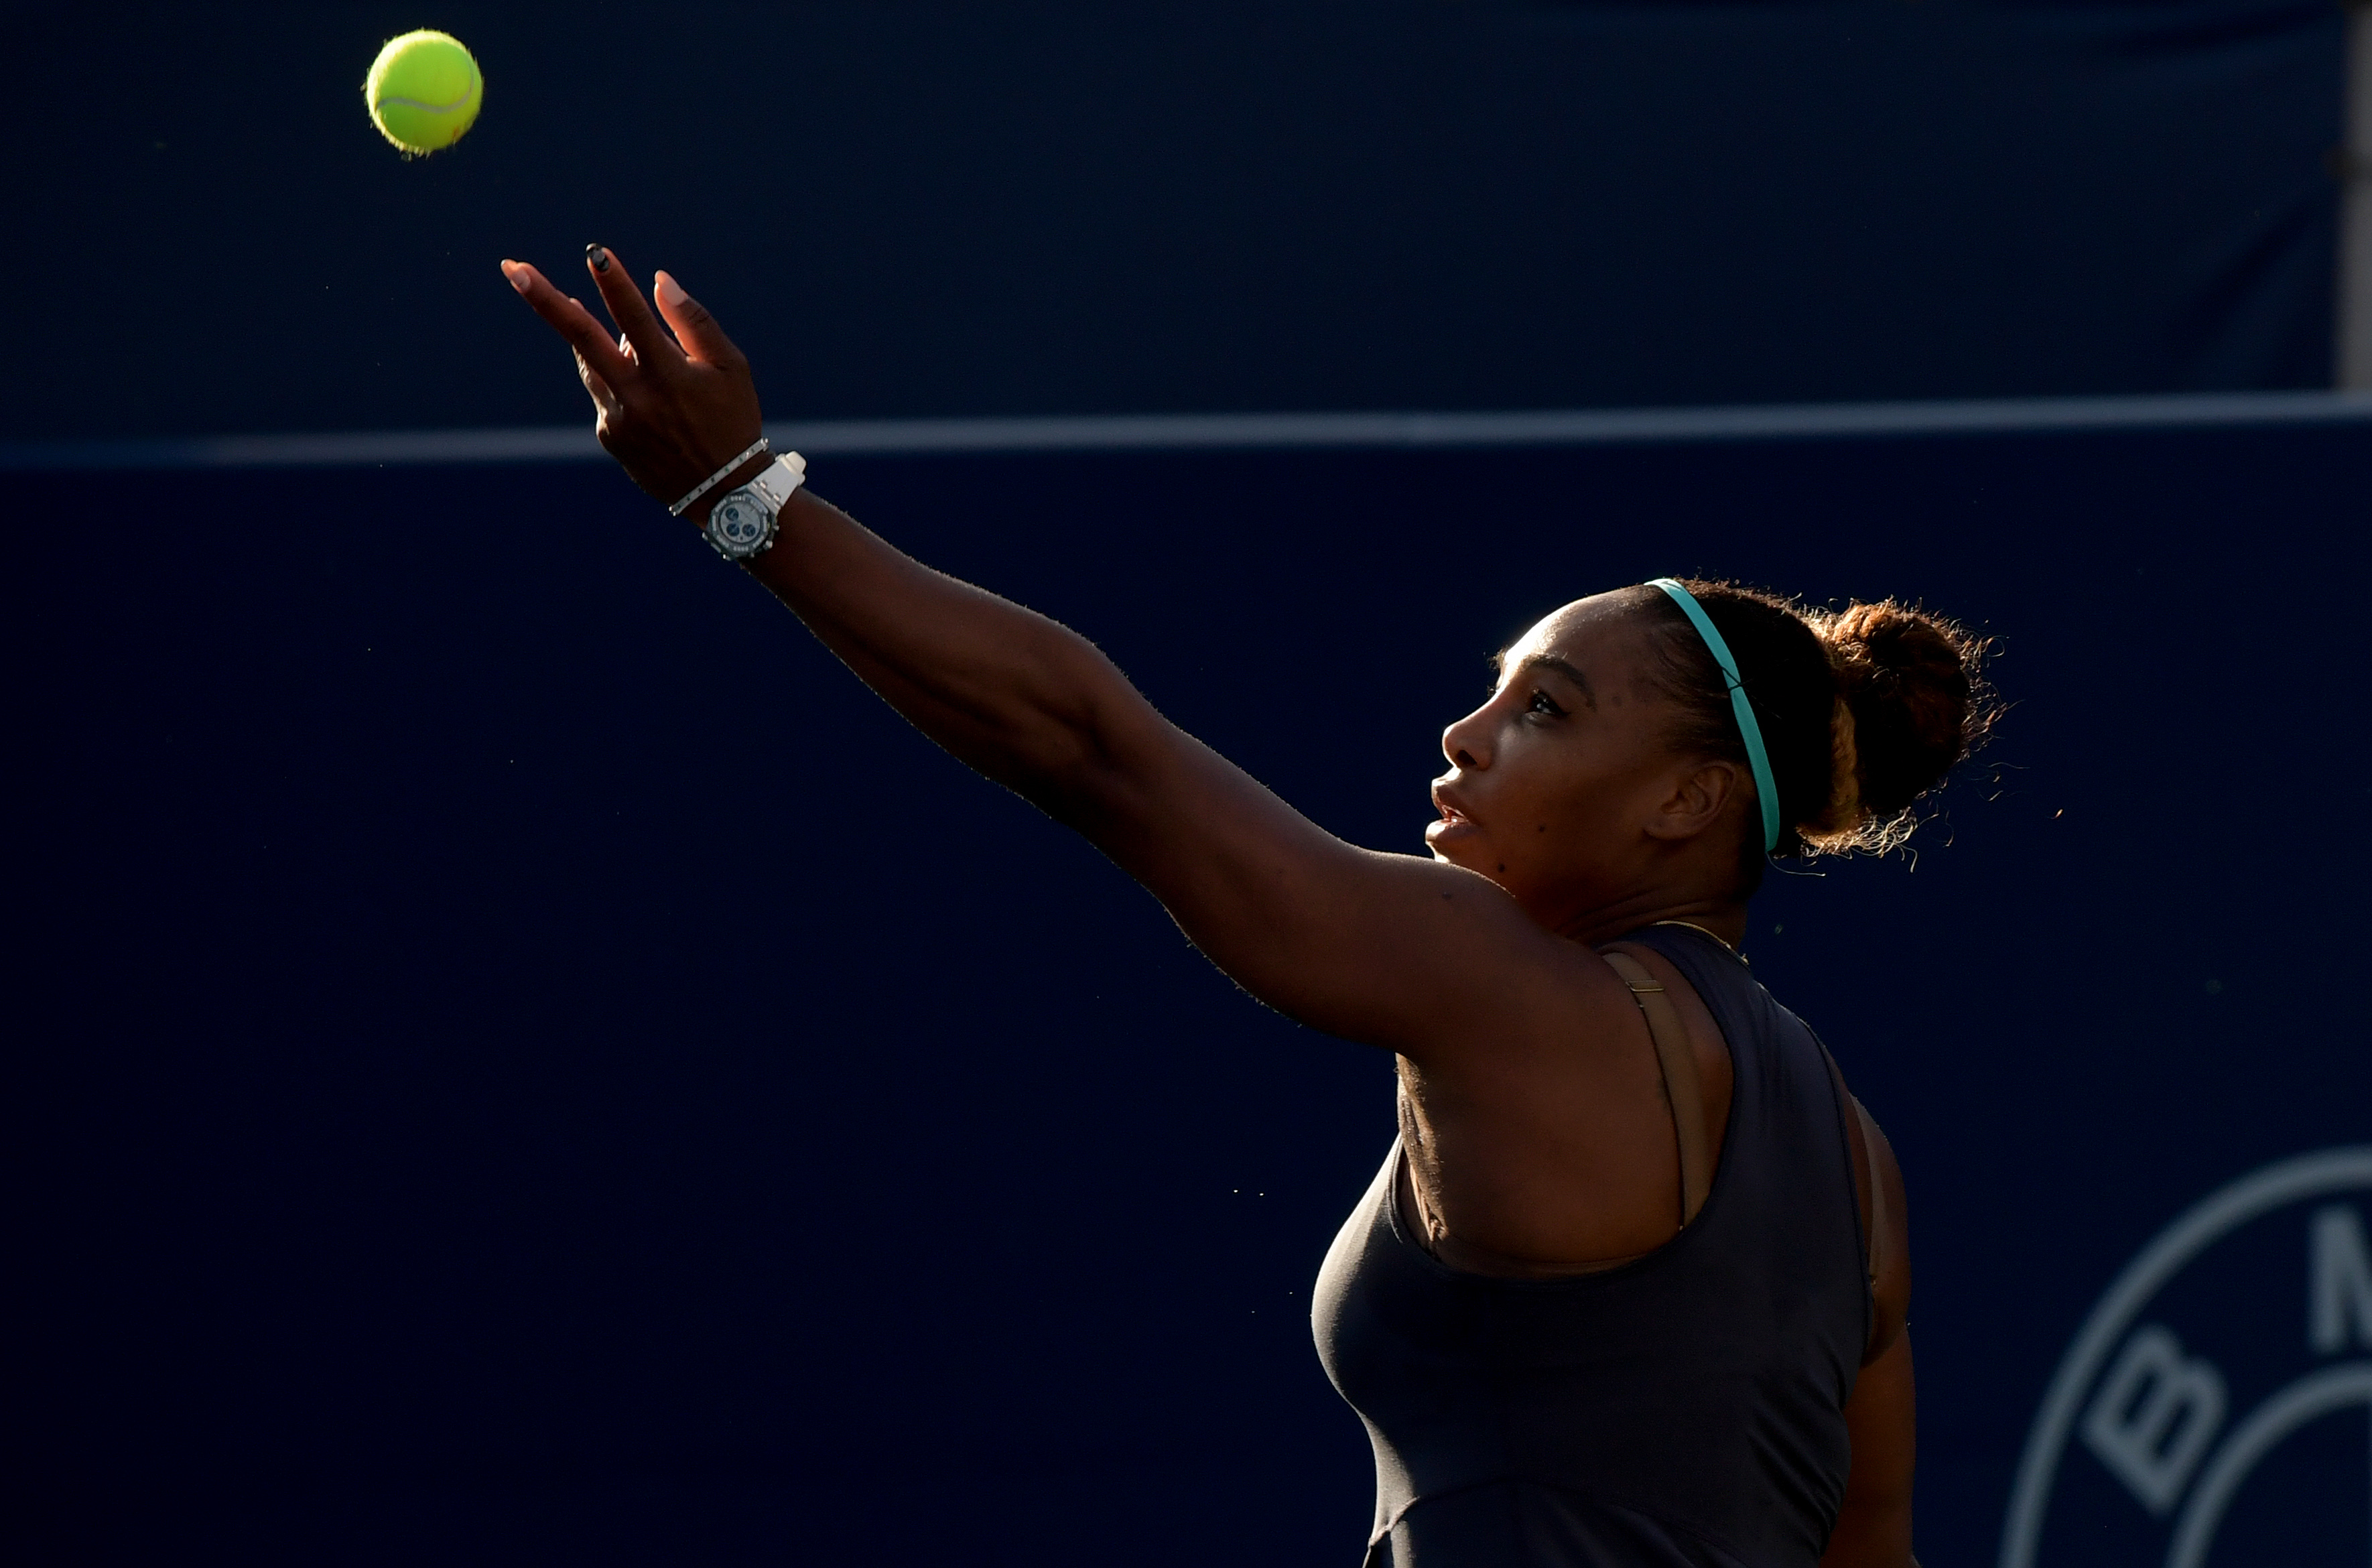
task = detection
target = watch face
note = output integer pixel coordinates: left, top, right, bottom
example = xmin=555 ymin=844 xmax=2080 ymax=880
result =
xmin=708 ymin=488 xmax=773 ymax=557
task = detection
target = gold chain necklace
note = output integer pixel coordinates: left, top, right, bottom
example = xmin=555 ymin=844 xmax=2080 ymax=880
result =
xmin=1650 ymin=918 xmax=1741 ymax=956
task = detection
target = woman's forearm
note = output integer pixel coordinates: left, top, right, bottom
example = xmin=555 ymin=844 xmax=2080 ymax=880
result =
xmin=741 ymin=487 xmax=1152 ymax=820
xmin=495 ymin=252 xmax=1155 ymax=828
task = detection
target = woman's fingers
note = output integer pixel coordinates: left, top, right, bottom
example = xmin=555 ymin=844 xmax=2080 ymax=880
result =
xmin=653 ymin=271 xmax=748 ymax=371
xmin=574 ymin=347 xmax=625 ymax=423
xmin=583 ymin=245 xmax=686 ymax=370
xmin=502 ymin=259 xmax=633 ymax=385
xmin=503 ymin=251 xmax=765 ymax=507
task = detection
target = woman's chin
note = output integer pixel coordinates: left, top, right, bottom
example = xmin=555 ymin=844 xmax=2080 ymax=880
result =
xmin=1424 ymin=819 xmax=1481 ymax=863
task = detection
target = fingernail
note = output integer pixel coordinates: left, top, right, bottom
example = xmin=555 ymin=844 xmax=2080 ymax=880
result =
xmin=501 ymin=260 xmax=527 ymax=293
xmin=585 ymin=243 xmax=610 ymax=274
xmin=655 ymin=272 xmax=687 ymax=309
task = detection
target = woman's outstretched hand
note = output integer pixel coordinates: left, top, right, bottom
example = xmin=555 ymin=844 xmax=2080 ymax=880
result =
xmin=500 ymin=246 xmax=765 ymax=515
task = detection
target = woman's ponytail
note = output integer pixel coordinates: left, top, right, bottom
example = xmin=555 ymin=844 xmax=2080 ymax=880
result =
xmin=1640 ymin=581 xmax=1992 ymax=887
xmin=1808 ymin=600 xmax=1989 ymax=852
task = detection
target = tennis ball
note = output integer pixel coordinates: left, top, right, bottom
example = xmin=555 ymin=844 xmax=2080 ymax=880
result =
xmin=365 ymin=30 xmax=482 ymax=155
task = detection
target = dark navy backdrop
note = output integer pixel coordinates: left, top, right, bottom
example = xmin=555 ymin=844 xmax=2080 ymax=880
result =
xmin=12 ymin=421 xmax=2370 ymax=1563
xmin=1 ymin=0 xmax=2345 ymax=441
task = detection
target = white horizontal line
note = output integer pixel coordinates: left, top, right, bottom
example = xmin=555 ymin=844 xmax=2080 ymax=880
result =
xmin=7 ymin=389 xmax=2371 ymax=471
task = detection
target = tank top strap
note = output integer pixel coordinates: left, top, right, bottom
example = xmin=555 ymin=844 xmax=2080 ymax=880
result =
xmin=1598 ymin=946 xmax=1712 ymax=1228
xmin=1621 ymin=919 xmax=1878 ymax=1328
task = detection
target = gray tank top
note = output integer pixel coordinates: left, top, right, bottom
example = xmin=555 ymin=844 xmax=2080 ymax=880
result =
xmin=1310 ymin=923 xmax=1870 ymax=1567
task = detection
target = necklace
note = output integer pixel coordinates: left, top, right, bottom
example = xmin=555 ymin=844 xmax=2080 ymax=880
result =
xmin=1650 ymin=919 xmax=1743 ymax=958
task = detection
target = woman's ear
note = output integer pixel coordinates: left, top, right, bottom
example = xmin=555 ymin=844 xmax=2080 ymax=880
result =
xmin=1645 ymin=759 xmax=1740 ymax=842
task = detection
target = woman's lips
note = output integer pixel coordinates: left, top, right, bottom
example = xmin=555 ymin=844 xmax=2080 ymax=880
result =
xmin=1427 ymin=785 xmax=1477 ymax=847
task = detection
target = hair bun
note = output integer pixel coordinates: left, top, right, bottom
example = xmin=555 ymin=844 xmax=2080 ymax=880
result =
xmin=1818 ymin=600 xmax=1987 ymax=821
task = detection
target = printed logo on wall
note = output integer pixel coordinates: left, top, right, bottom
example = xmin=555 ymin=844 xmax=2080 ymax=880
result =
xmin=2000 ymin=1147 xmax=2372 ymax=1567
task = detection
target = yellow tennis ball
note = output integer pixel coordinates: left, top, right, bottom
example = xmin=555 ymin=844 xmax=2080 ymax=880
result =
xmin=365 ymin=30 xmax=482 ymax=155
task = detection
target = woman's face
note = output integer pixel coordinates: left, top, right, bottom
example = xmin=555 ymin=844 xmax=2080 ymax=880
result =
xmin=1427 ymin=592 xmax=1737 ymax=931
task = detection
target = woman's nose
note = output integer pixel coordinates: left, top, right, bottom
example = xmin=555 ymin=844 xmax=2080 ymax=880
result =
xmin=1441 ymin=707 xmax=1492 ymax=770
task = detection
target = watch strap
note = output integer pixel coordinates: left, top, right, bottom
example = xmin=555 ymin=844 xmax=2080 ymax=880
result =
xmin=745 ymin=450 xmax=807 ymax=512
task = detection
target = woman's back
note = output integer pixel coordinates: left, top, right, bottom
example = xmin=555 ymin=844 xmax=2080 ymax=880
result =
xmin=1313 ymin=923 xmax=1869 ymax=1567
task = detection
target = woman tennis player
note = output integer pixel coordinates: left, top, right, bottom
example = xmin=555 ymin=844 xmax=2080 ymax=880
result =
xmin=504 ymin=246 xmax=1983 ymax=1568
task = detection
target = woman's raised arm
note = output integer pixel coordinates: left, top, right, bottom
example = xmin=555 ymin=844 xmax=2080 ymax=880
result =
xmin=500 ymin=250 xmax=1601 ymax=1058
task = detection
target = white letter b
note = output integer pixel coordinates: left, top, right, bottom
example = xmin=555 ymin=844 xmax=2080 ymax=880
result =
xmin=2080 ymin=1324 xmax=2227 ymax=1514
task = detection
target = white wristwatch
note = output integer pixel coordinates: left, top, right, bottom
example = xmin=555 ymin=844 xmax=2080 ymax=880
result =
xmin=702 ymin=451 xmax=807 ymax=561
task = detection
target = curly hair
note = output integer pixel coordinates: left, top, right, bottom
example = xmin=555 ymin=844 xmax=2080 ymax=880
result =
xmin=1636 ymin=580 xmax=1995 ymax=893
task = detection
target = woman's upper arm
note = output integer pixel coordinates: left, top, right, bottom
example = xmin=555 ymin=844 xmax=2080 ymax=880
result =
xmin=1065 ymin=702 xmax=1597 ymax=1057
xmin=1826 ymin=1106 xmax=1916 ymax=1566
xmin=1823 ymin=1327 xmax=1917 ymax=1567
xmin=1865 ymin=1109 xmax=1912 ymax=1364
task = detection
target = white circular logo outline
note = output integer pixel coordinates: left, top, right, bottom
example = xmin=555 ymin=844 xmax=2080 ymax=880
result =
xmin=1998 ymin=1145 xmax=2372 ymax=1568
xmin=2162 ymin=1360 xmax=2372 ymax=1568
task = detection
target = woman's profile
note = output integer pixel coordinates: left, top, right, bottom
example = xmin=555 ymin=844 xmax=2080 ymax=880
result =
xmin=501 ymin=244 xmax=1986 ymax=1568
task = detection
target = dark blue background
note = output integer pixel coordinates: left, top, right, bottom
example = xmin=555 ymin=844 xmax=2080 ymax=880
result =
xmin=11 ymin=0 xmax=2369 ymax=1559
xmin=11 ymin=418 xmax=2369 ymax=1562
xmin=0 ymin=0 xmax=2344 ymax=441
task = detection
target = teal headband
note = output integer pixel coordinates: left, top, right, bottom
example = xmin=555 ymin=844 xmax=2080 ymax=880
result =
xmin=1647 ymin=578 xmax=1782 ymax=854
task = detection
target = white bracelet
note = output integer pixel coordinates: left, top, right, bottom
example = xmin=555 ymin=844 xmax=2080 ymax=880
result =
xmin=668 ymin=436 xmax=771 ymax=517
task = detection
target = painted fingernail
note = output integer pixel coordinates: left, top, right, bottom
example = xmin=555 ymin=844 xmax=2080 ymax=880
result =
xmin=584 ymin=243 xmax=610 ymax=273
xmin=655 ymin=272 xmax=687 ymax=309
xmin=501 ymin=260 xmax=528 ymax=293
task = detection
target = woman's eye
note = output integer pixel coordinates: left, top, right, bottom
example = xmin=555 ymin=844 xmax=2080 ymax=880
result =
xmin=1527 ymin=688 xmax=1565 ymax=718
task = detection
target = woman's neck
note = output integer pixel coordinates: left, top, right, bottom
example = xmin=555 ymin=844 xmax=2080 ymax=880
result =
xmin=1555 ymin=893 xmax=1748 ymax=950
